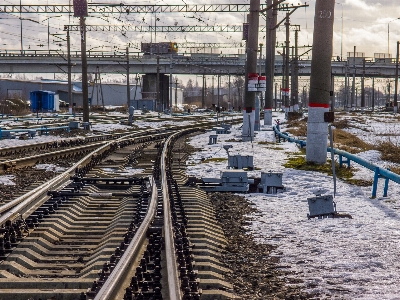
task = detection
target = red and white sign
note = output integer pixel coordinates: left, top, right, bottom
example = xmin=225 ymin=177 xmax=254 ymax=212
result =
xmin=258 ymin=76 xmax=266 ymax=92
xmin=248 ymin=73 xmax=259 ymax=92
xmin=281 ymin=88 xmax=290 ymax=96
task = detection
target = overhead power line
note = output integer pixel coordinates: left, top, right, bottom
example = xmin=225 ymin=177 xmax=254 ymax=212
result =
xmin=64 ymin=24 xmax=301 ymax=33
xmin=0 ymin=4 xmax=270 ymax=14
xmin=179 ymin=42 xmax=245 ymax=48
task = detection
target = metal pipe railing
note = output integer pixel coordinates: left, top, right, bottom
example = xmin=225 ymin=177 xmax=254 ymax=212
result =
xmin=273 ymin=125 xmax=400 ymax=198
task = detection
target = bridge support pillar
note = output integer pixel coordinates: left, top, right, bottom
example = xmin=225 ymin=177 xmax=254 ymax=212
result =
xmin=142 ymin=74 xmax=170 ymax=112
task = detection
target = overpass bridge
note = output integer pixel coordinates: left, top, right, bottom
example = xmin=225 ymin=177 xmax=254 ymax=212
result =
xmin=0 ymin=50 xmax=398 ymax=78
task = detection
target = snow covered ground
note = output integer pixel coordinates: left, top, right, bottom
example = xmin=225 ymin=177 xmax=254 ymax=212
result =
xmin=343 ymin=112 xmax=400 ymax=145
xmin=2 ymin=111 xmax=400 ymax=298
xmin=186 ymin=112 xmax=400 ymax=299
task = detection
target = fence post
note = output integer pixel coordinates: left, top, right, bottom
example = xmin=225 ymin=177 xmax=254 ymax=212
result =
xmin=383 ymin=168 xmax=390 ymax=197
xmin=372 ymin=167 xmax=380 ymax=198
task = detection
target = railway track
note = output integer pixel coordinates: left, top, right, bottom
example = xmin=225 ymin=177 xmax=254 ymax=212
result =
xmin=0 ymin=125 xmax=235 ymax=299
xmin=0 ymin=128 xmax=167 ymax=172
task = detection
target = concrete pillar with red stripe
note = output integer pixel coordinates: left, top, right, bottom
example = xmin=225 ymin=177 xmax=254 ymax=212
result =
xmin=264 ymin=0 xmax=276 ymax=126
xmin=306 ymin=0 xmax=335 ymax=164
xmin=242 ymin=0 xmax=260 ymax=141
xmin=243 ymin=72 xmax=258 ymax=140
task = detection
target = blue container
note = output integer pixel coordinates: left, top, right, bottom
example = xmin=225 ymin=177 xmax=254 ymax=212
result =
xmin=30 ymin=91 xmax=55 ymax=112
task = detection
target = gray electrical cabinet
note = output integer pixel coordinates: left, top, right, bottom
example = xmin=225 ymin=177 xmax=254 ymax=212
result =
xmin=258 ymin=171 xmax=283 ymax=194
xmin=200 ymin=170 xmax=251 ymax=192
xmin=307 ymin=195 xmax=336 ymax=219
xmin=228 ymin=155 xmax=254 ymax=170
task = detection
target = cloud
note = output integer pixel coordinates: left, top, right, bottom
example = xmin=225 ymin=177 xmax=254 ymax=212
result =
xmin=344 ymin=0 xmax=375 ymax=11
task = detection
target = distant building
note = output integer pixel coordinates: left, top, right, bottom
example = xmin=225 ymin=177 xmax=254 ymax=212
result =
xmin=0 ymin=78 xmax=83 ymax=107
xmin=0 ymin=77 xmax=183 ymax=110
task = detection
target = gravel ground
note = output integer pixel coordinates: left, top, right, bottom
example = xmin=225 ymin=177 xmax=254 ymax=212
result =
xmin=1 ymin=130 xmax=318 ymax=299
xmin=210 ymin=193 xmax=318 ymax=300
xmin=0 ymin=159 xmax=76 ymax=203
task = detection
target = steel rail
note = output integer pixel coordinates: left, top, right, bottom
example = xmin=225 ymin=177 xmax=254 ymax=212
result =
xmin=0 ymin=129 xmax=152 ymax=157
xmin=0 ymin=141 xmax=106 ymax=172
xmin=0 ymin=139 xmax=111 ymax=226
xmin=161 ymin=131 xmax=182 ymax=300
xmin=0 ymin=122 xmax=213 ymax=225
xmin=94 ymin=129 xmax=185 ymax=299
xmin=93 ymin=176 xmax=158 ymax=300
xmin=0 ymin=128 xmax=149 ymax=224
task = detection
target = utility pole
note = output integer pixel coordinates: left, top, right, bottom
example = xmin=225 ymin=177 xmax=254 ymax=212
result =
xmin=351 ymin=46 xmax=356 ymax=110
xmin=264 ymin=1 xmax=307 ymax=123
xmin=395 ymin=41 xmax=399 ymax=113
xmin=372 ymin=77 xmax=375 ymax=111
xmin=284 ymin=12 xmax=290 ymax=113
xmin=202 ymin=73 xmax=206 ymax=108
xmin=378 ymin=87 xmax=380 ymax=106
xmin=356 ymin=88 xmax=358 ymax=106
xmin=217 ymin=74 xmax=220 ymax=123
xmin=292 ymin=27 xmax=299 ymax=111
xmin=281 ymin=46 xmax=285 ymax=106
xmin=74 ymin=0 xmax=89 ymax=127
xmin=67 ymin=28 xmax=72 ymax=114
xmin=306 ymin=0 xmax=335 ymax=164
xmin=80 ymin=16 xmax=89 ymax=125
xmin=170 ymin=54 xmax=173 ymax=114
xmin=91 ymin=69 xmax=97 ymax=106
xmin=237 ymin=76 xmax=241 ymax=111
xmin=175 ymin=78 xmax=178 ymax=108
xmin=99 ymin=68 xmax=105 ymax=111
xmin=330 ymin=73 xmax=335 ymax=111
xmin=212 ymin=74 xmax=215 ymax=108
xmin=344 ymin=61 xmax=348 ymax=111
xmin=126 ymin=47 xmax=130 ymax=109
xmin=156 ymin=56 xmax=160 ymax=112
xmin=258 ymin=43 xmax=263 ymax=110
xmin=228 ymin=73 xmax=231 ymax=110
xmin=242 ymin=0 xmax=260 ymax=141
xmin=20 ymin=0 xmax=23 ymax=55
xmin=264 ymin=0 xmax=276 ymax=125
xmin=361 ymin=58 xmax=365 ymax=111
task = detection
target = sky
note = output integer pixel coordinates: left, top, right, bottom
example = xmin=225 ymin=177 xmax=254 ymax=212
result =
xmin=1 ymin=1 xmax=400 ymax=59
xmin=1 ymin=109 xmax=400 ymax=298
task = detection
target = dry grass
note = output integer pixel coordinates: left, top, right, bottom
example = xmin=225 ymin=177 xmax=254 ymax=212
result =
xmin=333 ymin=119 xmax=350 ymax=129
xmin=285 ymin=117 xmax=307 ymax=137
xmin=281 ymin=113 xmax=400 ymax=166
xmin=258 ymin=141 xmax=273 ymax=145
xmin=333 ymin=129 xmax=374 ymax=154
xmin=283 ymin=155 xmax=372 ymax=186
xmin=201 ymin=157 xmax=227 ymax=163
xmin=287 ymin=111 xmax=303 ymax=121
xmin=388 ymin=166 xmax=400 ymax=175
xmin=375 ymin=141 xmax=400 ymax=164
